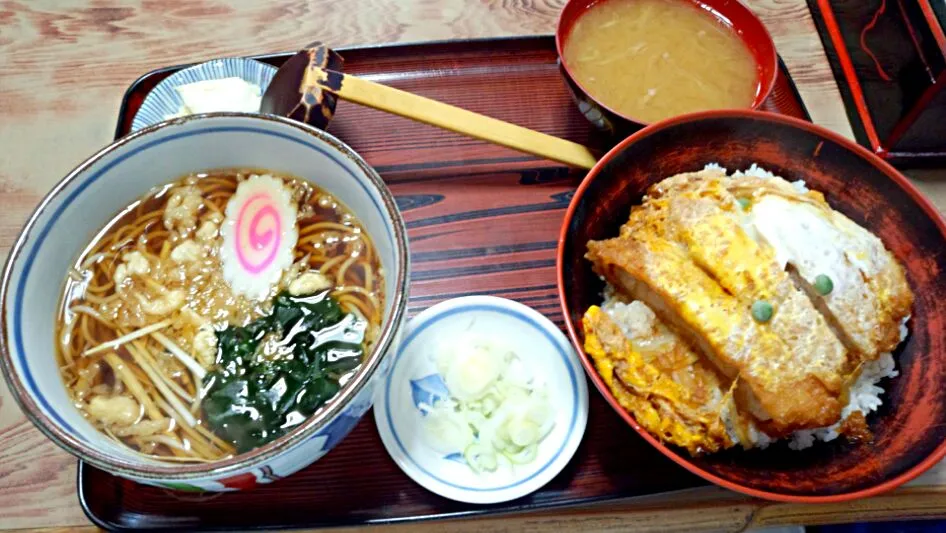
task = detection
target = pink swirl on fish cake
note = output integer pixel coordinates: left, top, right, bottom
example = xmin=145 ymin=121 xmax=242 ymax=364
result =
xmin=234 ymin=192 xmax=282 ymax=274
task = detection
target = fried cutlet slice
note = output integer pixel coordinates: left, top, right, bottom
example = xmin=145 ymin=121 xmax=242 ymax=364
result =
xmin=587 ymin=234 xmax=843 ymax=433
xmin=664 ymin=194 xmax=851 ymax=395
xmin=582 ymin=304 xmax=738 ymax=454
xmin=636 ymin=167 xmax=912 ymax=362
xmin=745 ymin=189 xmax=913 ymax=362
xmin=620 ymin=173 xmax=851 ymax=404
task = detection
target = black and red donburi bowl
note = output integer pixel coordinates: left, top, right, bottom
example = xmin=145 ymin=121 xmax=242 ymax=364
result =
xmin=557 ymin=110 xmax=946 ymax=502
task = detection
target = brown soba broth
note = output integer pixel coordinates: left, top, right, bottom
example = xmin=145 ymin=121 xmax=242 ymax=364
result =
xmin=562 ymin=0 xmax=760 ymax=123
xmin=56 ymin=169 xmax=384 ymax=461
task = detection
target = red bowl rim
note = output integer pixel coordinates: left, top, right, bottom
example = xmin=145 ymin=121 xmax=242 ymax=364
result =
xmin=554 ymin=0 xmax=780 ymax=127
xmin=555 ymin=108 xmax=946 ymax=503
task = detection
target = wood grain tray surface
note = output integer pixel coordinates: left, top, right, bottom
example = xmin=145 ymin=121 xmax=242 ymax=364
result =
xmin=81 ymin=36 xmax=812 ymax=531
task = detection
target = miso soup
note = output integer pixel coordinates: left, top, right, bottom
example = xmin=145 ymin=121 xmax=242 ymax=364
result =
xmin=562 ymin=0 xmax=760 ymax=123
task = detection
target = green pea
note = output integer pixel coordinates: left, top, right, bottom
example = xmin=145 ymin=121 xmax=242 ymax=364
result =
xmin=751 ymin=300 xmax=774 ymax=323
xmin=814 ymin=274 xmax=834 ymax=295
xmin=736 ymin=197 xmax=751 ymax=210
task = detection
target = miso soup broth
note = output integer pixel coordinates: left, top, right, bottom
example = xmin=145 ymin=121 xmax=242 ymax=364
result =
xmin=562 ymin=0 xmax=761 ymax=123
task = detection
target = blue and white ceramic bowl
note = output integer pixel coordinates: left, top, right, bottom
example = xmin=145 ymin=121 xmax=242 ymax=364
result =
xmin=375 ymin=296 xmax=589 ymax=504
xmin=0 ymin=113 xmax=410 ymax=491
xmin=131 ymin=58 xmax=277 ymax=132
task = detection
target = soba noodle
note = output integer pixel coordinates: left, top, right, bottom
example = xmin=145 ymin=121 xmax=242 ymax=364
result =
xmin=56 ymin=170 xmax=385 ymax=462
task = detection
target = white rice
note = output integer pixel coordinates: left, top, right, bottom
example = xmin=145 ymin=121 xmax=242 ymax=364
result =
xmin=705 ymin=162 xmax=809 ymax=194
xmin=703 ymin=162 xmax=728 ymax=173
xmin=598 ymin=164 xmax=908 ymax=450
xmin=787 ymin=350 xmax=898 ymax=449
xmin=786 ymin=315 xmax=908 ymax=449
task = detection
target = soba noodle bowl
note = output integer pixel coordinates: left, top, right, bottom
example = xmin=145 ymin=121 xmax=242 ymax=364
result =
xmin=56 ymin=169 xmax=384 ymax=462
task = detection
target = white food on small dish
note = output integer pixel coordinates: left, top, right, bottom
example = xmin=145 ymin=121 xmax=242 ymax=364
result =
xmin=165 ymin=77 xmax=262 ymax=119
xmin=374 ymin=295 xmax=589 ymax=505
xmin=131 ymin=58 xmax=277 ymax=132
xmin=422 ymin=333 xmax=555 ymax=474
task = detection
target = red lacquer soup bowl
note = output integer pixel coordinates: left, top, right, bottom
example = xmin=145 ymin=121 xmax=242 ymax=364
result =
xmin=557 ymin=110 xmax=946 ymax=502
xmin=556 ymin=0 xmax=778 ymax=135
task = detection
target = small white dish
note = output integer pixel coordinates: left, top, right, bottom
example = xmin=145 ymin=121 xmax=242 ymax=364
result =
xmin=131 ymin=57 xmax=277 ymax=132
xmin=374 ymin=295 xmax=589 ymax=504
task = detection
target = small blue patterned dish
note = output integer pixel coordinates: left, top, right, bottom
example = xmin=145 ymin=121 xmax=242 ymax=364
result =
xmin=374 ymin=295 xmax=589 ymax=504
xmin=131 ymin=57 xmax=277 ymax=132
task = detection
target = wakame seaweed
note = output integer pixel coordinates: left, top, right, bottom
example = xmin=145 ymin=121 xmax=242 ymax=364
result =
xmin=201 ymin=291 xmax=365 ymax=452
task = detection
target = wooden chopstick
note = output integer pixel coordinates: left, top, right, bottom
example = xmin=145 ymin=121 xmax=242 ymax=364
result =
xmin=304 ymin=66 xmax=600 ymax=169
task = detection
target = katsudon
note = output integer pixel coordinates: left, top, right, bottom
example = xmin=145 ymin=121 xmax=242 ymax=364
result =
xmin=582 ymin=165 xmax=913 ymax=455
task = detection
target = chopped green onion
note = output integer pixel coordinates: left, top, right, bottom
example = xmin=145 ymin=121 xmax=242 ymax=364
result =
xmin=509 ymin=421 xmax=539 ymax=447
xmin=424 ymin=335 xmax=555 ymax=475
xmin=814 ymin=274 xmax=834 ymax=296
xmin=480 ymin=393 xmax=500 ymax=416
xmin=736 ymin=197 xmax=751 ymax=210
xmin=503 ymin=443 xmax=538 ymax=464
xmin=751 ymin=300 xmax=774 ymax=323
xmin=497 ymin=439 xmax=524 ymax=455
xmin=464 ymin=443 xmax=498 ymax=473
